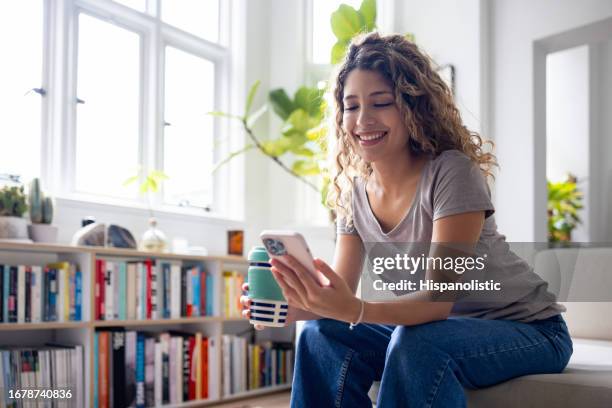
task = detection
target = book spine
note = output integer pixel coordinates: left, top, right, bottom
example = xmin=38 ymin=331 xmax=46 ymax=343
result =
xmin=124 ymin=331 xmax=137 ymax=407
xmin=145 ymin=260 xmax=152 ymax=320
xmin=104 ymin=261 xmax=113 ymax=321
xmin=181 ymin=268 xmax=187 ymax=317
xmin=145 ymin=337 xmax=155 ymax=407
xmin=112 ymin=330 xmax=126 ymax=407
xmin=99 ymin=332 xmax=109 ymax=408
xmin=93 ymin=332 xmax=99 ymax=408
xmin=182 ymin=337 xmax=190 ymax=401
xmin=200 ymin=268 xmax=207 ymax=316
xmin=2 ymin=265 xmax=8 ymax=323
xmin=163 ymin=263 xmax=171 ymax=318
xmin=98 ymin=260 xmax=106 ymax=320
xmin=75 ymin=269 xmax=82 ymax=321
xmin=17 ymin=265 xmax=25 ymax=323
xmin=150 ymin=261 xmax=157 ymax=320
xmin=191 ymin=268 xmax=200 ymax=317
xmin=119 ymin=263 xmax=126 ymax=320
xmin=49 ymin=268 xmax=57 ymax=321
xmin=135 ymin=333 xmax=145 ymax=408
xmin=24 ymin=266 xmax=31 ymax=323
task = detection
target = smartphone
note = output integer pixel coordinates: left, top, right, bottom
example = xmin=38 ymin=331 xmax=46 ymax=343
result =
xmin=260 ymin=230 xmax=329 ymax=286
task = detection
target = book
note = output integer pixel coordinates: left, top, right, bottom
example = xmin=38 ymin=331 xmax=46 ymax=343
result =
xmin=124 ymin=331 xmax=137 ymax=407
xmin=145 ymin=336 xmax=155 ymax=407
xmin=110 ymin=329 xmax=127 ymax=407
xmin=135 ymin=333 xmax=145 ymax=408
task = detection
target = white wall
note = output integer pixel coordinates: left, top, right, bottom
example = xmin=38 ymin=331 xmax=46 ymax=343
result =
xmin=395 ymin=0 xmax=485 ymax=135
xmin=490 ymin=0 xmax=612 ymax=241
xmin=546 ymin=45 xmax=590 ymax=241
xmin=595 ymin=39 xmax=612 ymax=241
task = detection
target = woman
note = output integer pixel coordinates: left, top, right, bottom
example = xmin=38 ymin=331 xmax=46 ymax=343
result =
xmin=241 ymin=32 xmax=572 ymax=407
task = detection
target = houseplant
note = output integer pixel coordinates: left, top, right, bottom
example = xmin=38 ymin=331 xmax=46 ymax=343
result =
xmin=0 ymin=185 xmax=29 ymax=240
xmin=124 ymin=168 xmax=170 ymax=252
xmin=28 ymin=177 xmax=58 ymax=243
xmin=547 ymin=174 xmax=584 ymax=243
xmin=210 ymin=0 xmax=378 ymax=208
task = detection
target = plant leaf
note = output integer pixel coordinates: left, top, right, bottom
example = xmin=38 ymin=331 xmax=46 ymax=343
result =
xmin=245 ymin=80 xmax=261 ymax=117
xmin=269 ymin=89 xmax=295 ymax=120
xmin=292 ymin=160 xmax=320 ymax=176
xmin=359 ymin=0 xmax=377 ymax=31
xmin=331 ymin=40 xmax=349 ymax=65
xmin=246 ymin=104 xmax=268 ymax=128
xmin=294 ymin=87 xmax=325 ymax=118
xmin=331 ymin=5 xmax=361 ymax=41
xmin=212 ymin=144 xmax=255 ymax=173
xmin=207 ymin=111 xmax=242 ymax=120
xmin=122 ymin=175 xmax=139 ymax=187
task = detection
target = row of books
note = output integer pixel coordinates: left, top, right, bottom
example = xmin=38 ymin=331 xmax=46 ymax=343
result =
xmin=222 ymin=271 xmax=245 ymax=318
xmin=0 ymin=345 xmax=84 ymax=408
xmin=0 ymin=262 xmax=82 ymax=324
xmin=222 ymin=335 xmax=294 ymax=396
xmin=95 ymin=260 xmax=216 ymax=321
xmin=94 ymin=328 xmax=220 ymax=408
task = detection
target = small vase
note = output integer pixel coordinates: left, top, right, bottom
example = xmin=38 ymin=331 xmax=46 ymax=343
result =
xmin=141 ymin=217 xmax=168 ymax=252
xmin=28 ymin=224 xmax=59 ymax=243
xmin=0 ymin=216 xmax=29 ymax=240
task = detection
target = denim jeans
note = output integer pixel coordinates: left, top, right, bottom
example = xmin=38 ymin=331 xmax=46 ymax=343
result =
xmin=291 ymin=315 xmax=573 ymax=408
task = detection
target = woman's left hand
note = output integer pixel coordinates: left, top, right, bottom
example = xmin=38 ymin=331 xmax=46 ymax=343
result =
xmin=270 ymin=256 xmax=362 ymax=323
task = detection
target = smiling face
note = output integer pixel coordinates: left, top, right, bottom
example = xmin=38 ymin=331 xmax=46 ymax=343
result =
xmin=341 ymin=69 xmax=410 ymax=163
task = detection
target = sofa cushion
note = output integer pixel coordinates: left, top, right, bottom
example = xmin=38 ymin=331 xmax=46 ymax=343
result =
xmin=368 ymin=338 xmax=612 ymax=407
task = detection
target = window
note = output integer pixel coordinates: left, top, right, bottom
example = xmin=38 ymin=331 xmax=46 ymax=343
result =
xmin=161 ymin=0 xmax=220 ymax=43
xmin=6 ymin=0 xmax=238 ymax=218
xmin=163 ymin=46 xmax=215 ymax=209
xmin=0 ymin=0 xmax=45 ymax=183
xmin=74 ymin=13 xmax=141 ymax=200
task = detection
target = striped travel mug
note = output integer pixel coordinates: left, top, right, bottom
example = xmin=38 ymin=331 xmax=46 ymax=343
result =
xmin=247 ymin=246 xmax=288 ymax=327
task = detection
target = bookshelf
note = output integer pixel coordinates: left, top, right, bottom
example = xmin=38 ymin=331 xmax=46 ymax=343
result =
xmin=0 ymin=241 xmax=295 ymax=407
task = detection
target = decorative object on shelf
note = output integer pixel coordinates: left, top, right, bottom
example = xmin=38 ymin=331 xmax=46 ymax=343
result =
xmin=71 ymin=222 xmax=106 ymax=246
xmin=81 ymin=216 xmax=96 ymax=227
xmin=228 ymin=230 xmax=244 ymax=256
xmin=106 ymin=224 xmax=137 ymax=249
xmin=140 ymin=217 xmax=168 ymax=252
xmin=27 ymin=177 xmax=58 ymax=243
xmin=0 ymin=184 xmax=30 ymax=241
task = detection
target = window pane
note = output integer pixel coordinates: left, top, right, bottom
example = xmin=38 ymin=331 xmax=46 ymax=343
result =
xmin=163 ymin=47 xmax=214 ymax=209
xmin=312 ymin=0 xmax=362 ymax=64
xmin=162 ymin=0 xmax=219 ymax=42
xmin=0 ymin=0 xmax=43 ymax=182
xmin=75 ymin=14 xmax=140 ymax=199
xmin=114 ymin=0 xmax=146 ymax=12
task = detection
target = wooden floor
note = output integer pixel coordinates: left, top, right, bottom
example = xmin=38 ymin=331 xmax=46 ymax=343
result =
xmin=212 ymin=391 xmax=291 ymax=408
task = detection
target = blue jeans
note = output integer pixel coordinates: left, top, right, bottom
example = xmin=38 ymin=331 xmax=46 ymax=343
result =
xmin=291 ymin=315 xmax=572 ymax=408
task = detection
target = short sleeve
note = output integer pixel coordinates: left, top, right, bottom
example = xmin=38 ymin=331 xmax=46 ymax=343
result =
xmin=336 ymin=216 xmax=358 ymax=235
xmin=432 ymin=151 xmax=495 ymax=221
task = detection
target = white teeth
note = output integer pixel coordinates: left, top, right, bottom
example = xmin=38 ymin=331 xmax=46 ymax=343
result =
xmin=358 ymin=132 xmax=386 ymax=141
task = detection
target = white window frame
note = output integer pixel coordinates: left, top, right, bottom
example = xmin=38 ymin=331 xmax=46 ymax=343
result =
xmin=41 ymin=0 xmax=245 ymax=221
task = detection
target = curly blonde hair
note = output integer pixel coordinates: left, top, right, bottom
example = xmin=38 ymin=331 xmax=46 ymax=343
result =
xmin=328 ymin=32 xmax=497 ymax=227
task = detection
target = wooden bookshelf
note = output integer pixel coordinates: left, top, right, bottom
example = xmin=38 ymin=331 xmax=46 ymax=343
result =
xmin=0 ymin=241 xmax=296 ymax=407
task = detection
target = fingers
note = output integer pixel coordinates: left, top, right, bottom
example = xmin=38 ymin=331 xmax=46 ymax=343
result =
xmin=271 ymin=267 xmax=308 ymax=310
xmin=241 ymin=282 xmax=249 ymax=291
xmin=313 ymin=258 xmax=335 ymax=286
xmin=271 ymin=258 xmax=312 ymax=295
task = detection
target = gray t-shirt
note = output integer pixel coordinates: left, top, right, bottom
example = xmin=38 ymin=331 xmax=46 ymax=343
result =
xmin=338 ymin=149 xmax=564 ymax=322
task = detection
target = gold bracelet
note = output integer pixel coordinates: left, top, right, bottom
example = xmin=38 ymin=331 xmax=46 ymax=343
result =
xmin=349 ymin=299 xmax=365 ymax=330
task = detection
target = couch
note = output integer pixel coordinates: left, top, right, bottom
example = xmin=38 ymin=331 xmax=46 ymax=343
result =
xmin=368 ymin=247 xmax=612 ymax=407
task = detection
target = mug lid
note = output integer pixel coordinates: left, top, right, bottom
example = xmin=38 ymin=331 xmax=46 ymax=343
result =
xmin=248 ymin=246 xmax=270 ymax=263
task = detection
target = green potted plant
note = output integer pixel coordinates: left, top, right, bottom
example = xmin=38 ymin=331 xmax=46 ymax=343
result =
xmin=0 ymin=185 xmax=29 ymax=240
xmin=28 ymin=177 xmax=58 ymax=243
xmin=547 ymin=174 xmax=584 ymax=243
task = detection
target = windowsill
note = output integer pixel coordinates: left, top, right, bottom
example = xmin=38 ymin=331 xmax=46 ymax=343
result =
xmin=54 ymin=193 xmax=245 ymax=227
